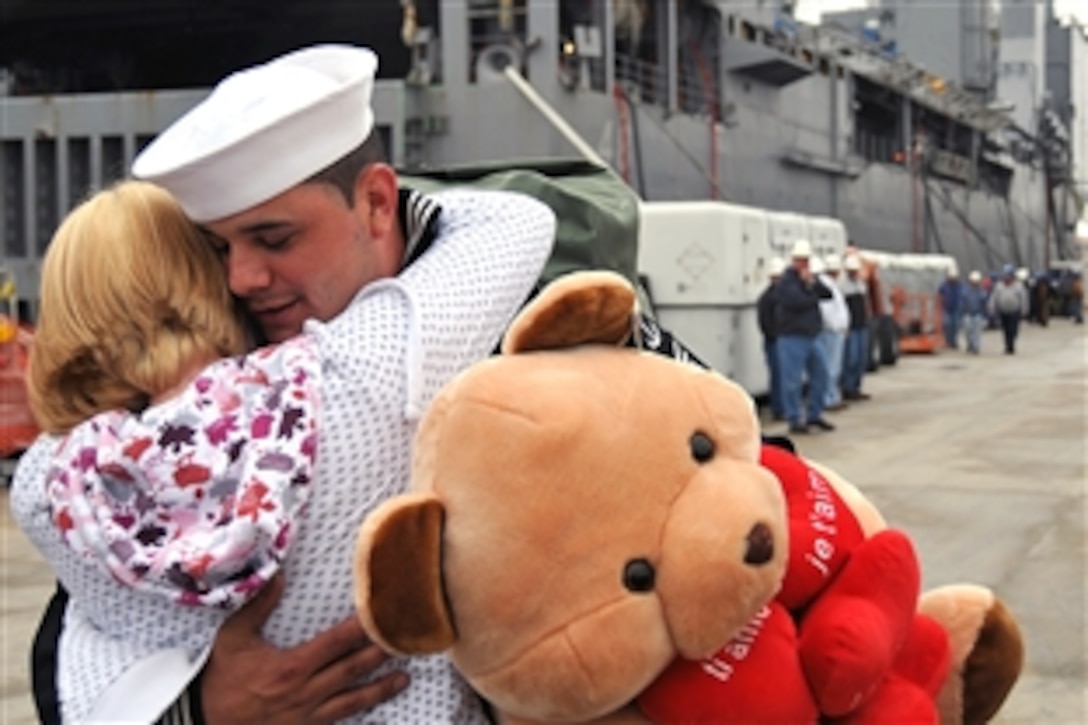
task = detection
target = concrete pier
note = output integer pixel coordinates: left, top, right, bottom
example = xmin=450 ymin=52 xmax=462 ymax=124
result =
xmin=760 ymin=319 xmax=1086 ymax=723
xmin=1 ymin=320 xmax=1084 ymax=723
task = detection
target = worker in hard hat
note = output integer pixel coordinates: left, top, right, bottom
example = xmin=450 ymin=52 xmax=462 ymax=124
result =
xmin=775 ymin=239 xmax=835 ymax=434
xmin=813 ymin=254 xmax=850 ymax=412
xmin=961 ymin=270 xmax=989 ymax=354
xmin=937 ymin=267 xmax=964 ymax=350
xmin=839 ymin=253 xmax=872 ymax=402
xmin=988 ymin=265 xmax=1029 ymax=354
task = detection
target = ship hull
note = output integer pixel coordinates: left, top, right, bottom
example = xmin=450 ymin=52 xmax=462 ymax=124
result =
xmin=417 ymin=82 xmax=1044 ymax=276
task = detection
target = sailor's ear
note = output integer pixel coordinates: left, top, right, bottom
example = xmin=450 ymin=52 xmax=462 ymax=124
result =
xmin=354 ymin=494 xmax=455 ymax=654
xmin=502 ymin=271 xmax=637 ymax=354
xmin=354 ymin=162 xmax=399 ymax=246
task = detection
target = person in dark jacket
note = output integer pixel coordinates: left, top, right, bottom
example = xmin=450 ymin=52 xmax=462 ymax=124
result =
xmin=937 ymin=268 xmax=965 ymax=349
xmin=839 ymin=253 xmax=872 ymax=401
xmin=757 ymin=257 xmax=786 ymax=420
xmin=775 ymin=240 xmax=834 ymax=434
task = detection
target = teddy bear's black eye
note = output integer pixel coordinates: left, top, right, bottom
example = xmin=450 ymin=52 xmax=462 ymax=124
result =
xmin=623 ymin=558 xmax=656 ymax=593
xmin=690 ymin=431 xmax=714 ymax=463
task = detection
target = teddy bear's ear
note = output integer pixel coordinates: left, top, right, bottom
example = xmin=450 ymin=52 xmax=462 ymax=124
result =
xmin=502 ymin=270 xmax=637 ymax=354
xmin=354 ymin=493 xmax=456 ymax=655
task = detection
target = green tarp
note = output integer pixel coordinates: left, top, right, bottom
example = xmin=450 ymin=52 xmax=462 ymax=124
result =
xmin=399 ymin=158 xmax=642 ymax=289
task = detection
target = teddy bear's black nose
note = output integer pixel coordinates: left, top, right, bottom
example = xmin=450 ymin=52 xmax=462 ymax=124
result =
xmin=743 ymin=523 xmax=774 ymax=565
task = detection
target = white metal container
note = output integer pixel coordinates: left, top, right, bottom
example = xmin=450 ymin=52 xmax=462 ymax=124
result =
xmin=637 ymin=200 xmax=773 ymax=396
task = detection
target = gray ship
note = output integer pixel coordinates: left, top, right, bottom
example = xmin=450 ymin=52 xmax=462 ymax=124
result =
xmin=0 ymin=0 xmax=1082 ymax=318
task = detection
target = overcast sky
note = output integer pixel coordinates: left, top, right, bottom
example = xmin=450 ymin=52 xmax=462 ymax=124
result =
xmin=794 ymin=0 xmax=1085 ymax=25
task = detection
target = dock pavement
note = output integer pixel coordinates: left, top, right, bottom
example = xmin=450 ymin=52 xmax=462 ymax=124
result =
xmin=760 ymin=319 xmax=1086 ymax=723
xmin=1 ymin=319 xmax=1085 ymax=723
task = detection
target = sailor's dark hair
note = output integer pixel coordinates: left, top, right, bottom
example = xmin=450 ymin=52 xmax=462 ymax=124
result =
xmin=305 ymin=130 xmax=388 ymax=206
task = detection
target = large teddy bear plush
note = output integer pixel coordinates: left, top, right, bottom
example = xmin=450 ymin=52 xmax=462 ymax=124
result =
xmin=354 ymin=271 xmax=1023 ymax=724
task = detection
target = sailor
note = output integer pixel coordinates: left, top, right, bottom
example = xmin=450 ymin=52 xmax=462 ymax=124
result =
xmin=19 ymin=41 xmax=719 ymax=725
xmin=19 ymin=43 xmax=546 ymax=725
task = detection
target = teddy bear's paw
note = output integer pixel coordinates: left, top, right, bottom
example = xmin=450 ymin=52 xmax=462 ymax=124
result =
xmin=892 ymin=613 xmax=951 ymax=699
xmin=917 ymin=585 xmax=1025 ymax=725
xmin=958 ymin=596 xmax=1024 ymax=725
xmin=833 ymin=672 xmax=939 ymax=725
xmin=798 ymin=529 xmax=921 ymax=717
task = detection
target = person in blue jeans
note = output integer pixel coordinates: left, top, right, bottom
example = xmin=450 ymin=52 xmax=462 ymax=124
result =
xmin=775 ymin=240 xmax=834 ymax=434
xmin=814 ymin=254 xmax=849 ymax=411
xmin=839 ymin=253 xmax=872 ymax=401
xmin=938 ymin=268 xmax=965 ymax=350
xmin=757 ymin=257 xmax=786 ymax=420
xmin=988 ymin=265 xmax=1029 ymax=354
xmin=960 ymin=271 xmax=989 ymax=354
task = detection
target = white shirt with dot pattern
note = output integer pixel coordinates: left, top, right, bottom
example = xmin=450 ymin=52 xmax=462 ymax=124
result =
xmin=11 ymin=188 xmax=556 ymax=724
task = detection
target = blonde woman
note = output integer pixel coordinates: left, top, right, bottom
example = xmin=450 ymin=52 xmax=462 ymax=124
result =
xmin=13 ymin=179 xmax=555 ymax=723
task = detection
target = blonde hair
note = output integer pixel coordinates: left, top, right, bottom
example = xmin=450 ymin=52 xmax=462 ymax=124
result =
xmin=29 ymin=180 xmax=250 ymax=433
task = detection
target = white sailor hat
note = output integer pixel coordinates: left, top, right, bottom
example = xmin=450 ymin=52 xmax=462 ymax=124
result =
xmin=133 ymin=44 xmax=378 ymax=222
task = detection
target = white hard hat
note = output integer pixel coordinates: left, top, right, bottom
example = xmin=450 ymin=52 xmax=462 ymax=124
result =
xmin=843 ymin=254 xmax=862 ymax=271
xmin=1016 ymin=267 xmax=1029 ymax=282
xmin=790 ymin=239 xmax=813 ymax=259
xmin=968 ymin=270 xmax=982 ymax=283
xmin=768 ymin=257 xmax=786 ymax=276
xmin=133 ymin=45 xmax=379 ymax=222
xmin=825 ymin=254 xmax=842 ymax=272
xmin=810 ymin=255 xmax=826 ymax=274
